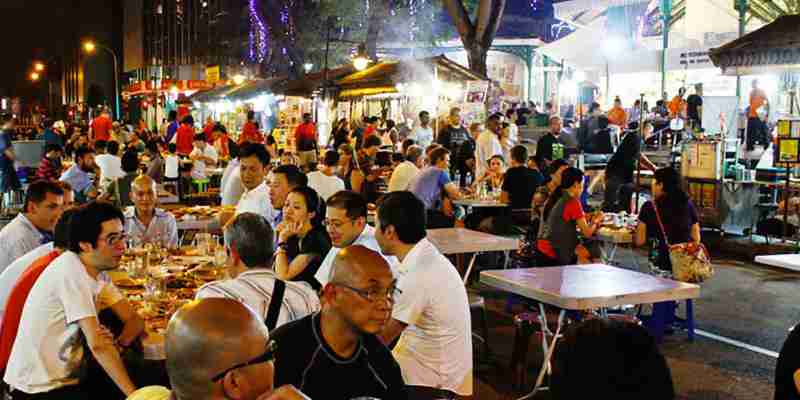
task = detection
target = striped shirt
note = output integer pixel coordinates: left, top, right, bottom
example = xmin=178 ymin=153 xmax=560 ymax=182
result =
xmin=195 ymin=269 xmax=320 ymax=328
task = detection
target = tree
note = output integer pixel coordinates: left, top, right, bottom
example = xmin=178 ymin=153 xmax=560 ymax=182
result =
xmin=443 ymin=0 xmax=506 ymax=76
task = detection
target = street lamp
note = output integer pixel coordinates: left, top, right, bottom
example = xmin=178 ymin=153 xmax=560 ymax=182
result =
xmin=29 ymin=72 xmax=40 ymax=81
xmin=33 ymin=62 xmax=45 ymax=72
xmin=352 ymin=44 xmax=371 ymax=72
xmin=322 ymin=17 xmax=373 ymax=97
xmin=82 ymin=40 xmax=120 ymax=120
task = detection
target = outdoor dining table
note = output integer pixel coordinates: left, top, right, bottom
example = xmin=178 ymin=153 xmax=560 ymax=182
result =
xmin=426 ymin=228 xmax=519 ymax=281
xmin=480 ymin=264 xmax=700 ymax=397
xmin=452 ymin=198 xmax=509 ymax=208
xmin=754 ymin=254 xmax=800 ymax=272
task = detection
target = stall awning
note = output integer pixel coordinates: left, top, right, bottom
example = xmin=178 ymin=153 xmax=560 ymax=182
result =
xmin=189 ymin=84 xmax=239 ymax=103
xmin=334 ymin=55 xmax=488 ymax=98
xmin=224 ymin=78 xmax=285 ymax=101
xmin=709 ymin=15 xmax=800 ymax=76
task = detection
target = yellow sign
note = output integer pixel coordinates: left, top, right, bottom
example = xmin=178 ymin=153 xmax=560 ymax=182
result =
xmin=779 ymin=139 xmax=799 ymax=163
xmin=206 ymin=65 xmax=220 ymax=85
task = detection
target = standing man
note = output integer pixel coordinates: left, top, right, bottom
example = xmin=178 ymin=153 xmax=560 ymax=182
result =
xmin=747 ymin=79 xmax=770 ymax=153
xmin=239 ymin=110 xmax=263 ymax=145
xmin=164 ymin=110 xmax=179 ymax=144
xmin=410 ymin=111 xmax=434 ymax=149
xmin=272 ymin=246 xmax=406 ymax=399
xmin=124 ymin=175 xmax=179 ymax=248
xmin=603 ymin=123 xmax=656 ymax=213
xmin=315 ymin=190 xmax=396 ymax=287
xmin=295 ymin=113 xmax=318 ymax=171
xmin=436 ymin=107 xmax=470 ymax=178
xmin=175 ymin=115 xmax=196 ymax=156
xmin=668 ymin=88 xmax=687 ymax=119
xmin=687 ymin=83 xmax=704 ymax=130
xmin=476 ymin=115 xmax=504 ymax=180
xmin=89 ymin=109 xmax=113 ymax=143
xmin=375 ymin=192 xmax=472 ymax=399
xmin=0 ymin=114 xmax=19 ymax=197
xmin=0 ymin=180 xmax=64 ymax=273
xmin=4 ymin=201 xmax=139 ymax=397
xmin=197 ymin=213 xmax=319 ymax=329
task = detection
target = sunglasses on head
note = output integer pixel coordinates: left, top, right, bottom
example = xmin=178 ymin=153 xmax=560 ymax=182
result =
xmin=211 ymin=339 xmax=276 ymax=382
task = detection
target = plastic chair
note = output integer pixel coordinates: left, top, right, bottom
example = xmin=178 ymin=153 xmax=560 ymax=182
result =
xmin=193 ymin=178 xmax=210 ymax=194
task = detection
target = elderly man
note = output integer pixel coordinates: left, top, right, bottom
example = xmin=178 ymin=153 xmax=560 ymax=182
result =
xmin=197 ymin=213 xmax=319 ymax=330
xmin=0 ymin=180 xmax=65 ymax=273
xmin=123 ymin=175 xmax=178 ymax=248
xmin=315 ymin=191 xmax=396 ymax=287
xmin=272 ymin=246 xmax=406 ymax=400
xmin=128 ymin=298 xmax=309 ymax=400
xmin=376 ymin=192 xmax=472 ymax=399
xmin=5 ymin=201 xmax=141 ymax=398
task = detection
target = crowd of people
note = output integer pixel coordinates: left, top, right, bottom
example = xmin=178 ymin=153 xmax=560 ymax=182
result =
xmin=0 ymin=97 xmax=713 ymax=400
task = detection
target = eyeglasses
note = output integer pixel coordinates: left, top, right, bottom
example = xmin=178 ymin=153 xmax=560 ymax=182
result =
xmin=322 ymin=218 xmax=354 ymax=229
xmin=332 ymin=282 xmax=401 ymax=303
xmin=211 ymin=340 xmax=276 ymax=382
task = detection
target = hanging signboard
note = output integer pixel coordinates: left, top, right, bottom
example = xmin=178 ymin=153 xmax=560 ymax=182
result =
xmin=206 ymin=65 xmax=221 ymax=85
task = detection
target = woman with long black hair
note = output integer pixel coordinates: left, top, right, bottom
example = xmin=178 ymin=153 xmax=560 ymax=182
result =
xmin=635 ymin=167 xmax=701 ymax=275
xmin=536 ymin=167 xmax=604 ymax=266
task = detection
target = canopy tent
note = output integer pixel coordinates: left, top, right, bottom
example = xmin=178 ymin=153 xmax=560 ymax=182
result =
xmin=709 ymin=15 xmax=800 ymax=76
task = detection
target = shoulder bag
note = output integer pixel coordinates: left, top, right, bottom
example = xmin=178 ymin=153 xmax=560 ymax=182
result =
xmin=652 ymin=201 xmax=714 ymax=283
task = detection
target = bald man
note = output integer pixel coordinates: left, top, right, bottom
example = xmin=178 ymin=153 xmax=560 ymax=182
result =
xmin=123 ymin=175 xmax=179 ymax=247
xmin=128 ymin=298 xmax=309 ymax=400
xmin=271 ymin=245 xmax=407 ymax=400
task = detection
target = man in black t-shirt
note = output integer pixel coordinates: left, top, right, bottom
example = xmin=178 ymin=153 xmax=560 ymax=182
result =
xmin=503 ymin=145 xmax=544 ymax=209
xmin=534 ymin=115 xmax=565 ymax=170
xmin=686 ymin=83 xmax=703 ymax=129
xmin=271 ymin=245 xmax=406 ymax=400
xmin=437 ymin=107 xmax=470 ymax=177
xmin=603 ymin=124 xmax=656 ymax=212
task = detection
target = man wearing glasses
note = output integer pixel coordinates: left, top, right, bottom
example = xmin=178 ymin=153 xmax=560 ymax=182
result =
xmin=314 ymin=190 xmax=396 ymax=287
xmin=128 ymin=298 xmax=309 ymax=400
xmin=271 ymin=245 xmax=407 ymax=400
xmin=375 ymin=192 xmax=472 ymax=400
xmin=5 ymin=201 xmax=140 ymax=398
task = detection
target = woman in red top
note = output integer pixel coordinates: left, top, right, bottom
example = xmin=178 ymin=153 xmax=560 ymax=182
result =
xmin=239 ymin=111 xmax=263 ymax=144
xmin=536 ymin=167 xmax=604 ymax=266
xmin=176 ymin=115 xmax=196 ymax=155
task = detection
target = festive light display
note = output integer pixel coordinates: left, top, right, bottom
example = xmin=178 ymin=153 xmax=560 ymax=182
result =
xmin=249 ymin=0 xmax=269 ymax=62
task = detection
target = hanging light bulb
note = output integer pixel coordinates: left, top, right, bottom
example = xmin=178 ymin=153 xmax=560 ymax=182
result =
xmin=352 ymin=44 xmax=371 ymax=71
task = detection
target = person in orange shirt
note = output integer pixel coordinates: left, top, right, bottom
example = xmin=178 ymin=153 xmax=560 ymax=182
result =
xmin=89 ymin=109 xmax=113 ymax=143
xmin=749 ymin=79 xmax=769 ymax=118
xmin=607 ymin=97 xmax=628 ymax=128
xmin=239 ymin=110 xmax=263 ymax=144
xmin=668 ymin=88 xmax=687 ymax=119
xmin=202 ymin=116 xmax=215 ymax=142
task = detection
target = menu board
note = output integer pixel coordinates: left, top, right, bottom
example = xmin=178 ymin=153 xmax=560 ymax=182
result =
xmin=681 ymin=142 xmax=721 ymax=180
xmin=777 ymin=138 xmax=800 ymax=164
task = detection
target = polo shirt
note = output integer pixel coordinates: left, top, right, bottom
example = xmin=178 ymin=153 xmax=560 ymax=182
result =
xmin=124 ymin=207 xmax=179 ymax=248
xmin=392 ymin=238 xmax=472 ymax=395
xmin=0 ymin=214 xmax=47 ymax=274
xmin=195 ymin=269 xmax=320 ymax=327
xmin=0 ymin=250 xmax=61 ymax=371
xmin=272 ymin=313 xmax=407 ymax=400
xmin=314 ymin=225 xmax=398 ymax=287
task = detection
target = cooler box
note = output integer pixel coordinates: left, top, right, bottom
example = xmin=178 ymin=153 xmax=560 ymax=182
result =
xmin=756 ymin=167 xmax=787 ymax=183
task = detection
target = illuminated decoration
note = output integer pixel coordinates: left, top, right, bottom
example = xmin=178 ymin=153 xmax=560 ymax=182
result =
xmin=248 ymin=0 xmax=269 ymax=62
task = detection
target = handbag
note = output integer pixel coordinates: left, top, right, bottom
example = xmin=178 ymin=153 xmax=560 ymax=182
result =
xmin=652 ymin=201 xmax=714 ymax=283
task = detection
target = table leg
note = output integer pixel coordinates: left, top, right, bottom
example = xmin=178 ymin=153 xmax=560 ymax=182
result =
xmin=521 ymin=306 xmax=566 ymax=399
xmin=503 ymin=250 xmax=510 ymax=269
xmin=462 ymin=252 xmax=480 ymax=285
xmin=602 ymin=242 xmax=618 ymax=265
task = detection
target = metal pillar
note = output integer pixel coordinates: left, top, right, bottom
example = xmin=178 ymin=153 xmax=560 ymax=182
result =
xmin=660 ymin=0 xmax=672 ymax=96
xmin=735 ymin=0 xmax=749 ymax=103
xmin=543 ymin=55 xmax=550 ymax=104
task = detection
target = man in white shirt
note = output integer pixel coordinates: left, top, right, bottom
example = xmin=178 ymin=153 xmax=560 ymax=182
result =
xmin=375 ymin=192 xmax=472 ymax=398
xmin=124 ymin=175 xmax=179 ymax=248
xmin=409 ymin=111 xmax=434 ymax=149
xmin=233 ymin=143 xmax=274 ymax=222
xmin=0 ymin=180 xmax=65 ymax=273
xmin=5 ymin=202 xmax=140 ymax=397
xmin=219 ymin=146 xmax=243 ymax=206
xmin=475 ymin=115 xmax=503 ymax=180
xmin=307 ymin=150 xmax=344 ymax=201
xmin=388 ymin=145 xmax=423 ymax=192
xmin=197 ymin=212 xmax=319 ymax=330
xmin=315 ymin=191 xmax=396 ymax=287
xmin=189 ymin=133 xmax=218 ymax=180
xmin=93 ymin=140 xmax=125 ymax=188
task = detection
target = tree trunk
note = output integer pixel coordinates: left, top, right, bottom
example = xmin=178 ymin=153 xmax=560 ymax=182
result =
xmin=365 ymin=0 xmax=389 ymax=60
xmin=466 ymin=43 xmax=488 ymax=77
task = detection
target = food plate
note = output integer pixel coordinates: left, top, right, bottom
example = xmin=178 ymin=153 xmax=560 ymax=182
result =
xmin=114 ymin=278 xmax=145 ymax=289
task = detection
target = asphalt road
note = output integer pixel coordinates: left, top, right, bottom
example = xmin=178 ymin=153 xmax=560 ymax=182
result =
xmin=469 ymin=251 xmax=796 ymax=400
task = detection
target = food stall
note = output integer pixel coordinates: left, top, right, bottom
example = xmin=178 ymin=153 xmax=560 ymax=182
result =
xmin=332 ymin=55 xmax=490 ymax=133
xmin=123 ymin=80 xmax=212 ymax=131
xmin=707 ymin=14 xmax=800 ymax=237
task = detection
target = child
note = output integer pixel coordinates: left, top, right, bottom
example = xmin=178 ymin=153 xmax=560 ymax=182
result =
xmin=165 ymin=143 xmax=180 ymax=180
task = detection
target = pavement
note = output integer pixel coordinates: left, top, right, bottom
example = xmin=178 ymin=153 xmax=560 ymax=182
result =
xmin=467 ymin=236 xmax=799 ymax=400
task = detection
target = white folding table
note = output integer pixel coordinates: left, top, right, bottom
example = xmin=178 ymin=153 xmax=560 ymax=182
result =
xmin=481 ymin=264 xmax=700 ymax=398
xmin=755 ymin=254 xmax=800 ymax=272
xmin=426 ymin=228 xmax=519 ymax=281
